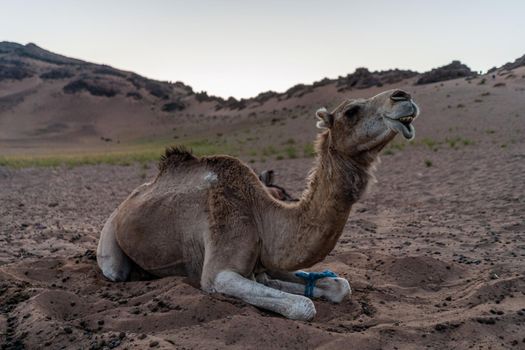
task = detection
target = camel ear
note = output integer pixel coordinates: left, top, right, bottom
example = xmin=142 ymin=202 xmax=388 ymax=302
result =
xmin=316 ymin=107 xmax=333 ymax=129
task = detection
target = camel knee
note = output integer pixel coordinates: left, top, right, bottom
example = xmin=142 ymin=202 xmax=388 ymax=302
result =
xmin=207 ymin=270 xmax=241 ymax=294
xmin=97 ymin=250 xmax=131 ymax=282
xmin=97 ymin=210 xmax=131 ymax=282
xmin=97 ymin=234 xmax=131 ymax=282
xmin=286 ymin=296 xmax=316 ymax=321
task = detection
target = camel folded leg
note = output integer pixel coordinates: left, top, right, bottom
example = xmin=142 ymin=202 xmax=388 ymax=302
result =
xmin=211 ymin=270 xmax=316 ymax=321
xmin=96 ymin=209 xmax=132 ymax=282
xmin=200 ymin=197 xmax=315 ymax=320
xmin=256 ymin=270 xmax=351 ymax=303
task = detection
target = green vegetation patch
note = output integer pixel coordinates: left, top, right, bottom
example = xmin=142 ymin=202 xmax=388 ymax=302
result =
xmin=0 ymin=138 xmax=236 ymax=169
xmin=0 ymin=151 xmax=158 ymax=169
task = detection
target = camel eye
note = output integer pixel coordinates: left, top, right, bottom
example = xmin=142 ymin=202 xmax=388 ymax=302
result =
xmin=344 ymin=105 xmax=360 ymax=119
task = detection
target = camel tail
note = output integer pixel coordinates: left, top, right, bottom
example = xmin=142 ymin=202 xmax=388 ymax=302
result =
xmin=158 ymin=145 xmax=198 ymax=172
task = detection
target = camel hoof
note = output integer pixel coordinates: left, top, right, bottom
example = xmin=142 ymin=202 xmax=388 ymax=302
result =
xmin=328 ymin=278 xmax=351 ymax=303
xmin=285 ymin=296 xmax=316 ymax=321
xmin=317 ymin=277 xmax=351 ymax=303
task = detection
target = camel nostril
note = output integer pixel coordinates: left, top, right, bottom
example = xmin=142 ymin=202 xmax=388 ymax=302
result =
xmin=390 ymin=90 xmax=411 ymax=102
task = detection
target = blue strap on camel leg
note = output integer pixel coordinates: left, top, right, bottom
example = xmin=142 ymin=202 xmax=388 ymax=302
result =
xmin=294 ymin=270 xmax=338 ymax=298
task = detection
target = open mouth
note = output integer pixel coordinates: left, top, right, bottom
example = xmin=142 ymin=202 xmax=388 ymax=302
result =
xmin=384 ymin=114 xmax=416 ymax=140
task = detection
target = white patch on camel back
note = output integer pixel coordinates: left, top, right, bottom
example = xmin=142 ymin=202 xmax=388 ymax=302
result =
xmin=196 ymin=171 xmax=218 ymax=190
xmin=204 ymin=171 xmax=218 ymax=184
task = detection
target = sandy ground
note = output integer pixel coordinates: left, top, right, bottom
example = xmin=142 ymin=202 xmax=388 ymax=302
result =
xmin=1 ymin=137 xmax=524 ymax=349
xmin=2 ymin=43 xmax=525 ymax=349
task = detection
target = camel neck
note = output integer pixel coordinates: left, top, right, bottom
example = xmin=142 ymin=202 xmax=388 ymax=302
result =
xmin=301 ymin=132 xmax=372 ymax=211
xmin=260 ymin=132 xmax=373 ymax=271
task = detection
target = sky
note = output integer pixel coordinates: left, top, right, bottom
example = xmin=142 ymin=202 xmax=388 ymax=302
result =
xmin=2 ymin=0 xmax=525 ymax=98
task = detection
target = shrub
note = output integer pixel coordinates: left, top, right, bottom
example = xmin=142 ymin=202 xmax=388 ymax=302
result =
xmin=93 ymin=66 xmax=126 ymax=77
xmin=126 ymin=91 xmax=142 ymax=100
xmin=0 ymin=60 xmax=33 ymax=80
xmin=284 ymin=83 xmax=313 ymax=99
xmin=219 ymin=97 xmax=247 ymax=110
xmin=285 ymin=146 xmax=297 ymax=159
xmin=145 ymin=81 xmax=171 ymax=99
xmin=303 ymin=143 xmax=315 ymax=157
xmin=421 ymin=138 xmax=439 ymax=151
xmin=63 ymin=79 xmax=118 ymax=97
xmin=195 ymin=91 xmax=213 ymax=102
xmin=127 ymin=74 xmax=172 ymax=99
xmin=40 ymin=69 xmax=74 ymax=80
xmin=162 ymin=101 xmax=186 ymax=112
xmin=261 ymin=146 xmax=277 ymax=156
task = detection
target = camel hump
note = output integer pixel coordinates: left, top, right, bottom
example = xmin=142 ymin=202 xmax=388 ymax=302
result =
xmin=158 ymin=145 xmax=198 ymax=172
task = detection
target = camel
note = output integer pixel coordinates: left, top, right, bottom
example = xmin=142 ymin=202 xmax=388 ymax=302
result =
xmin=97 ymin=89 xmax=419 ymax=321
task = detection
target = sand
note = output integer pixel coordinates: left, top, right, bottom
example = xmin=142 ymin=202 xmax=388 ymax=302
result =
xmin=1 ymin=46 xmax=525 ymax=349
xmin=1 ymin=138 xmax=524 ymax=349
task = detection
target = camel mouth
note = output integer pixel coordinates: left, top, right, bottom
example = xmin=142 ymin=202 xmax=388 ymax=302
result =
xmin=383 ymin=114 xmax=416 ymax=140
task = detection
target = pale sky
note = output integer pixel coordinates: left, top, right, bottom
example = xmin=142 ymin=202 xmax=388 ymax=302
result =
xmin=2 ymin=0 xmax=524 ymax=98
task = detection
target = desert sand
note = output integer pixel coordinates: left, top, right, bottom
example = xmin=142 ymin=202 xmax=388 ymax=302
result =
xmin=1 ymin=44 xmax=525 ymax=349
xmin=1 ymin=137 xmax=525 ymax=349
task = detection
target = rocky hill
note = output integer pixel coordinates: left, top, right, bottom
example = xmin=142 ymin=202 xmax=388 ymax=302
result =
xmin=0 ymin=41 xmax=523 ymax=155
xmin=415 ymin=60 xmax=477 ymax=85
xmin=498 ymin=53 xmax=525 ymax=71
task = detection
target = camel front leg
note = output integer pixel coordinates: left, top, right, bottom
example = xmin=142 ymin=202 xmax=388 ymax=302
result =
xmin=256 ymin=270 xmax=351 ymax=303
xmin=210 ymin=270 xmax=316 ymax=321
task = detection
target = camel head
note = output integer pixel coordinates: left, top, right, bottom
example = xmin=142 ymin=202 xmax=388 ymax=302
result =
xmin=316 ymin=89 xmax=420 ymax=156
